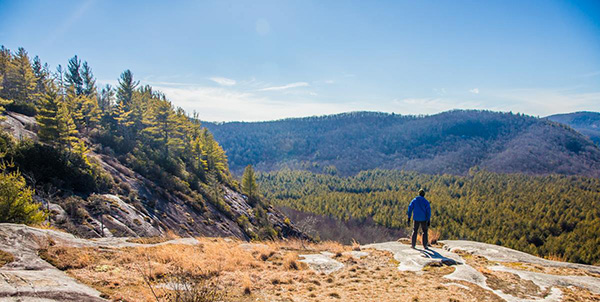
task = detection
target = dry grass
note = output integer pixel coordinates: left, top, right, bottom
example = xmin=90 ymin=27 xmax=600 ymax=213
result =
xmin=351 ymin=239 xmax=361 ymax=251
xmin=241 ymin=273 xmax=252 ymax=295
xmin=126 ymin=237 xmax=170 ymax=245
xmin=545 ymin=253 xmax=567 ymax=262
xmin=415 ymin=228 xmax=441 ymax=246
xmin=283 ymin=252 xmax=305 ymax=270
xmin=0 ymin=250 xmax=14 ymax=267
xmin=42 ymin=237 xmax=588 ymax=302
xmin=428 ymin=228 xmax=441 ymax=244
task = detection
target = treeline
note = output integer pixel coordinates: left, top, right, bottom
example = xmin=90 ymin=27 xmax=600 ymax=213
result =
xmin=0 ymin=46 xmax=279 ymax=239
xmin=258 ymin=169 xmax=600 ymax=264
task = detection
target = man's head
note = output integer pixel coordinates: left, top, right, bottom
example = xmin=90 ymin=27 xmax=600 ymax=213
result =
xmin=419 ymin=189 xmax=425 ymax=197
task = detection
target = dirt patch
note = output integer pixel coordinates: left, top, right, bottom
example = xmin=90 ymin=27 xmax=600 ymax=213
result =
xmin=0 ymin=250 xmax=14 ymax=267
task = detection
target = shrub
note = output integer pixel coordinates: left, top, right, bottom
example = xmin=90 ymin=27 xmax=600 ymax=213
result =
xmin=0 ymin=165 xmax=46 ymax=224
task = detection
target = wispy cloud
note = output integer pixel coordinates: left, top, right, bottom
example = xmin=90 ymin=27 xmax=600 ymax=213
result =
xmin=258 ymin=82 xmax=309 ymax=91
xmin=391 ymin=97 xmax=483 ymax=115
xmin=210 ymin=77 xmax=236 ymax=86
xmin=488 ymin=88 xmax=600 ymax=116
xmin=469 ymin=88 xmax=479 ymax=94
xmin=152 ymin=84 xmax=366 ymax=121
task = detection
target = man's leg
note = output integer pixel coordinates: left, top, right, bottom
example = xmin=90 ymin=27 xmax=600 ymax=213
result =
xmin=422 ymin=221 xmax=429 ymax=249
xmin=411 ymin=220 xmax=419 ymax=248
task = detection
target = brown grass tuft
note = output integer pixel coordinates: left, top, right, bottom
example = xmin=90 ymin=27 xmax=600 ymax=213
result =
xmin=283 ymin=252 xmax=301 ymax=270
xmin=545 ymin=253 xmax=567 ymax=262
xmin=242 ymin=273 xmax=252 ymax=295
xmin=428 ymin=229 xmax=441 ymax=244
xmin=0 ymin=250 xmax=14 ymax=267
xmin=351 ymin=239 xmax=361 ymax=251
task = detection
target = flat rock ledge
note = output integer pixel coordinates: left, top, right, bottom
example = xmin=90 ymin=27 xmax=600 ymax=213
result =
xmin=299 ymin=252 xmax=345 ymax=274
xmin=364 ymin=241 xmax=600 ymax=302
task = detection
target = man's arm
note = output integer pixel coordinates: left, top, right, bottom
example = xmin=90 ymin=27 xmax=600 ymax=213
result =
xmin=407 ymin=199 xmax=415 ymax=224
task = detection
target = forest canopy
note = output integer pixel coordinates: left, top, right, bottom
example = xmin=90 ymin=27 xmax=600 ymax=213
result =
xmin=258 ymin=169 xmax=600 ymax=265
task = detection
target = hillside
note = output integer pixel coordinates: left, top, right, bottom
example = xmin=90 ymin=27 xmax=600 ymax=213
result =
xmin=1 ymin=224 xmax=599 ymax=301
xmin=547 ymin=111 xmax=600 ymax=146
xmin=0 ymin=46 xmax=305 ymax=241
xmin=204 ymin=110 xmax=600 ymax=177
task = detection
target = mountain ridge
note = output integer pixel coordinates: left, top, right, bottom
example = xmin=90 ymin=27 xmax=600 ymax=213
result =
xmin=204 ymin=110 xmax=600 ymax=177
xmin=547 ymin=111 xmax=600 ymax=146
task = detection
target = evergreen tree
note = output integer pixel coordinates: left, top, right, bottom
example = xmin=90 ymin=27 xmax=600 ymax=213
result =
xmin=0 ymin=164 xmax=46 ymax=225
xmin=98 ymin=84 xmax=115 ymax=114
xmin=32 ymin=55 xmax=49 ymax=95
xmin=199 ymin=128 xmax=228 ymax=176
xmin=0 ymin=46 xmax=10 ymax=76
xmin=65 ymin=55 xmax=83 ymax=95
xmin=242 ymin=164 xmax=259 ymax=204
xmin=81 ymin=61 xmax=96 ymax=97
xmin=36 ymin=84 xmax=60 ymax=143
xmin=54 ymin=64 xmax=66 ymax=100
xmin=56 ymin=102 xmax=78 ymax=149
xmin=0 ymin=74 xmax=11 ymax=120
xmin=143 ymin=99 xmax=183 ymax=157
xmin=65 ymin=87 xmax=100 ymax=131
xmin=116 ymin=70 xmax=138 ymax=109
xmin=4 ymin=48 xmax=37 ymax=115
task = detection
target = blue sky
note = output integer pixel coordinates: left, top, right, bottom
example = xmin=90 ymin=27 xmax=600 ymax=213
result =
xmin=1 ymin=0 xmax=599 ymax=121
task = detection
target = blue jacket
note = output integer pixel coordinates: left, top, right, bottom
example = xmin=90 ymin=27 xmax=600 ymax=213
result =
xmin=407 ymin=196 xmax=431 ymax=222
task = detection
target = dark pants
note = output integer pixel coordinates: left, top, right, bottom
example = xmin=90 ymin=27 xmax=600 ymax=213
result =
xmin=411 ymin=220 xmax=428 ymax=248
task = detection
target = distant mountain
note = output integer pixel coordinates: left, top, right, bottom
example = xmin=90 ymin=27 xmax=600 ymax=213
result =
xmin=547 ymin=111 xmax=600 ymax=146
xmin=204 ymin=110 xmax=600 ymax=177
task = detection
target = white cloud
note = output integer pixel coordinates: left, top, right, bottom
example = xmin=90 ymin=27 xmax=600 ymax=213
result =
xmin=258 ymin=82 xmax=309 ymax=91
xmin=152 ymin=83 xmax=366 ymax=122
xmin=487 ymin=88 xmax=600 ymax=116
xmin=324 ymin=80 xmax=335 ymax=84
xmin=209 ymin=77 xmax=236 ymax=86
xmin=469 ymin=88 xmax=480 ymax=94
xmin=390 ymin=97 xmax=483 ymax=115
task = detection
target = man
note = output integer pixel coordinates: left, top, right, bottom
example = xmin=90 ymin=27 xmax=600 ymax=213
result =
xmin=407 ymin=189 xmax=431 ymax=249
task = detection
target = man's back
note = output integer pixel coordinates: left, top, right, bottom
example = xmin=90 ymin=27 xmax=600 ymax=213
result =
xmin=407 ymin=196 xmax=431 ymax=222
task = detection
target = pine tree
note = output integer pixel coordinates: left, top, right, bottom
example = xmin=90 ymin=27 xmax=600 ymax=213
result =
xmin=81 ymin=61 xmax=96 ymax=97
xmin=116 ymin=70 xmax=138 ymax=109
xmin=242 ymin=165 xmax=259 ymax=205
xmin=73 ymin=139 xmax=91 ymax=165
xmin=54 ymin=64 xmax=66 ymax=101
xmin=36 ymin=84 xmax=60 ymax=144
xmin=56 ymin=102 xmax=78 ymax=149
xmin=0 ymin=163 xmax=46 ymax=225
xmin=143 ymin=99 xmax=183 ymax=157
xmin=199 ymin=128 xmax=228 ymax=175
xmin=65 ymin=55 xmax=83 ymax=95
xmin=32 ymin=55 xmax=49 ymax=95
xmin=65 ymin=87 xmax=100 ymax=131
xmin=98 ymin=84 xmax=115 ymax=114
xmin=4 ymin=48 xmax=37 ymax=115
xmin=0 ymin=46 xmax=10 ymax=76
xmin=0 ymin=73 xmax=11 ymax=120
